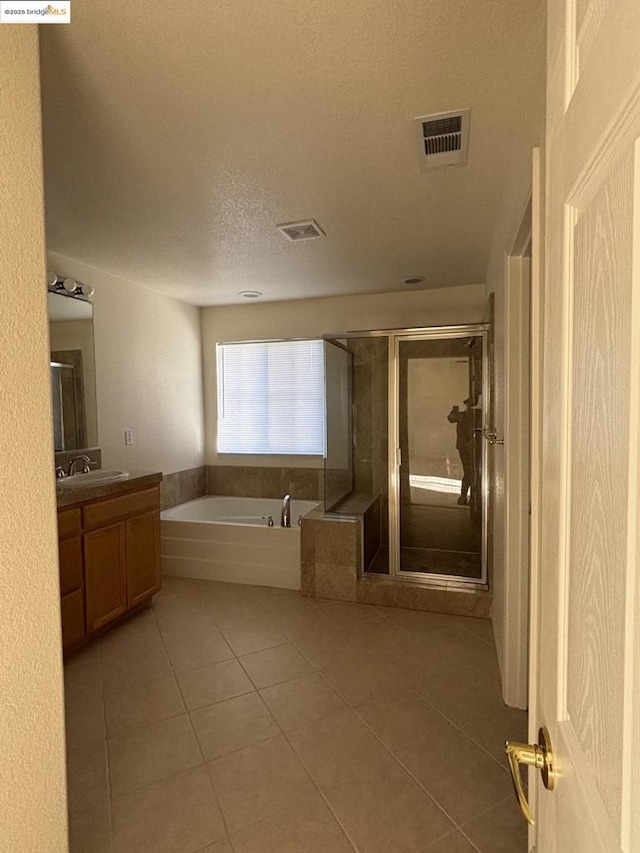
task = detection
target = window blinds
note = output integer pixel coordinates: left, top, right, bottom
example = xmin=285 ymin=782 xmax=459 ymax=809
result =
xmin=216 ymin=340 xmax=325 ymax=455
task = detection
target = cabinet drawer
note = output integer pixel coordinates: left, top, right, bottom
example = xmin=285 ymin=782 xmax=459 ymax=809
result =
xmin=83 ymin=487 xmax=159 ymax=531
xmin=59 ymin=535 xmax=83 ymax=595
xmin=58 ymin=507 xmax=82 ymax=540
xmin=61 ymin=589 xmax=85 ymax=651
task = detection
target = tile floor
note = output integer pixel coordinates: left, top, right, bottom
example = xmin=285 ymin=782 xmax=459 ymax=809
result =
xmin=65 ymin=577 xmax=528 ymax=853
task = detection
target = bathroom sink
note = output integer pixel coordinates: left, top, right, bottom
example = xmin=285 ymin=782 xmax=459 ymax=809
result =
xmin=59 ymin=469 xmax=130 ymax=487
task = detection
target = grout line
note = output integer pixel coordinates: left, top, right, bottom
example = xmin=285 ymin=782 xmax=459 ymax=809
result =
xmin=348 ymin=700 xmax=485 ymax=846
xmin=412 ymin=689 xmax=516 ymax=774
xmin=118 ymin=579 xmax=512 ymax=852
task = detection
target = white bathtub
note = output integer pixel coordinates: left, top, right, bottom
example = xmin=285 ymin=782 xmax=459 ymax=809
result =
xmin=160 ymin=496 xmax=319 ymax=590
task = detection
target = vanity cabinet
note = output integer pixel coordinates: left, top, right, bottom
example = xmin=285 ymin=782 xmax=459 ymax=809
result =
xmin=58 ymin=508 xmax=86 ymax=651
xmin=58 ymin=484 xmax=161 ymax=653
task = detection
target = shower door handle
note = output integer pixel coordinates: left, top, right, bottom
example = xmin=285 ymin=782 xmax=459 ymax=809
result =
xmin=476 ymin=427 xmax=505 ymax=446
xmin=396 ymin=447 xmax=402 ymax=467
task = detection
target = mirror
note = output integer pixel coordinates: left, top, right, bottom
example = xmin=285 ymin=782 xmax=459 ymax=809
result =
xmin=47 ymin=291 xmax=98 ymax=451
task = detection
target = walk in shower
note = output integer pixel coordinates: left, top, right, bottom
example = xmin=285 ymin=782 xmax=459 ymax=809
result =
xmin=323 ymin=325 xmax=488 ymax=587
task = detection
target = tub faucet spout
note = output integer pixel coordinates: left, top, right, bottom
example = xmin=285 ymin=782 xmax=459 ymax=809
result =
xmin=281 ymin=494 xmax=291 ymax=528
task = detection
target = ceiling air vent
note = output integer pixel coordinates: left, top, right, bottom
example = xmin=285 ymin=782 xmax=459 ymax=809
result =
xmin=415 ymin=108 xmax=471 ymax=170
xmin=277 ymin=219 xmax=326 ymax=242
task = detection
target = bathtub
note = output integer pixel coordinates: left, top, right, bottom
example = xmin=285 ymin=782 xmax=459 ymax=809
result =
xmin=160 ymin=496 xmax=319 ymax=590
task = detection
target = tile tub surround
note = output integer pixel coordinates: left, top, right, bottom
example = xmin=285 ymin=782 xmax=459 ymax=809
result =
xmin=160 ymin=466 xmax=206 ymax=510
xmin=206 ymin=465 xmax=322 ymax=501
xmin=301 ymin=509 xmax=491 ymax=618
xmin=64 ymin=576 xmax=527 ymax=853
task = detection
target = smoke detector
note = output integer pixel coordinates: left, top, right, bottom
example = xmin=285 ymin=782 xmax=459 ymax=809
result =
xmin=277 ymin=220 xmax=325 ymax=242
xmin=414 ymin=109 xmax=471 ymax=170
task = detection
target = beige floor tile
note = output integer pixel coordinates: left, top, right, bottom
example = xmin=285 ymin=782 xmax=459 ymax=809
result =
xmin=293 ymin=631 xmax=369 ymax=670
xmin=196 ymin=841 xmax=234 ymax=853
xmin=314 ymin=599 xmax=380 ymax=629
xmin=220 ymin=619 xmax=288 ymax=656
xmin=64 ymin=640 xmax=102 ymax=670
xmin=320 ymin=657 xmax=413 ymax=707
xmin=319 ymin=751 xmax=454 ymax=853
xmin=230 ymin=790 xmax=353 ymax=853
xmin=355 ymin=690 xmax=444 ymax=756
xmin=65 ymin=691 xmax=106 ymax=750
xmin=101 ymin=636 xmax=173 ymax=691
xmin=275 ymin=609 xmax=341 ymax=643
xmin=412 ymin=645 xmax=503 ymax=727
xmin=288 ymin=708 xmax=389 ymax=788
xmin=64 ymin=660 xmax=103 ymax=707
xmin=208 ymin=600 xmax=271 ymax=631
xmin=111 ymin=765 xmax=227 ymax=853
xmin=108 ymin=713 xmax=203 ymax=796
xmin=68 ymin=803 xmax=112 ymax=853
xmin=239 ymin=643 xmax=313 ymax=688
xmin=459 ymin=701 xmax=528 ymax=766
xmin=104 ymin=675 xmax=185 ymax=736
xmin=426 ymin=831 xmax=477 ymax=852
xmin=162 ymin=624 xmax=234 ymax=673
xmin=462 ymin=795 xmax=527 ymax=852
xmin=63 ymin=579 xmax=526 ymax=853
xmin=99 ymin=606 xmax=158 ymax=652
xmin=191 ymin=692 xmax=280 ymax=761
xmin=453 ymin=616 xmax=494 ymax=646
xmin=67 ymin=740 xmax=109 ymax=815
xmin=178 ymin=659 xmax=255 ymax=711
xmin=398 ymin=712 xmax=512 ymax=825
xmin=260 ymin=673 xmax=345 ymax=732
xmin=207 ymin=735 xmax=316 ymax=834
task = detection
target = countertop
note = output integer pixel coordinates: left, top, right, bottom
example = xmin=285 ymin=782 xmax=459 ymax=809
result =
xmin=56 ymin=471 xmax=163 ymax=510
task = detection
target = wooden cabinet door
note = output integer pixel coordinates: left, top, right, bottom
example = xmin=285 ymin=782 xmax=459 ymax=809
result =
xmin=60 ymin=589 xmax=85 ymax=651
xmin=58 ymin=535 xmax=83 ymax=596
xmin=84 ymin=522 xmax=127 ymax=632
xmin=126 ymin=510 xmax=160 ymax=608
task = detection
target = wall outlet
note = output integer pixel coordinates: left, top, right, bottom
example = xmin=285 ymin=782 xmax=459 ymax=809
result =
xmin=124 ymin=429 xmax=134 ymax=446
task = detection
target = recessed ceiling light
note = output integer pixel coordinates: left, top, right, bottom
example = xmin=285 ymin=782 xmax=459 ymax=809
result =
xmin=403 ymin=276 xmax=425 ymax=285
xmin=239 ymin=290 xmax=262 ymax=299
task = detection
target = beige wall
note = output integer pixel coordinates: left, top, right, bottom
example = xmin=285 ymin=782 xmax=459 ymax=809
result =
xmin=47 ymin=253 xmax=205 ymax=475
xmin=201 ymin=284 xmax=487 ymax=466
xmin=0 ymin=27 xmax=68 ymax=851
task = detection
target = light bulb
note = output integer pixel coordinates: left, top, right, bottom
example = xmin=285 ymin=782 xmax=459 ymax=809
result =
xmin=62 ymin=278 xmax=77 ymax=294
xmin=47 ymin=271 xmax=58 ymax=287
xmin=81 ymin=283 xmax=95 ymax=298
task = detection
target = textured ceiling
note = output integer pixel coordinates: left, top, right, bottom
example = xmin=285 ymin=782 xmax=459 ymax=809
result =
xmin=40 ymin=0 xmax=545 ymax=305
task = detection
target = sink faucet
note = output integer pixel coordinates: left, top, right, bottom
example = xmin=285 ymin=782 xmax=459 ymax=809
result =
xmin=281 ymin=494 xmax=291 ymax=528
xmin=68 ymin=454 xmax=91 ymax=476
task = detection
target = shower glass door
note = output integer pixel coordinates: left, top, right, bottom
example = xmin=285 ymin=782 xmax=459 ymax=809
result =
xmin=390 ymin=329 xmax=487 ymax=585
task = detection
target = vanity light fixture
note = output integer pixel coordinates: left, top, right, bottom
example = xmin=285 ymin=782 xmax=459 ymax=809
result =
xmin=47 ymin=272 xmax=94 ymax=301
xmin=239 ymin=290 xmax=263 ymax=299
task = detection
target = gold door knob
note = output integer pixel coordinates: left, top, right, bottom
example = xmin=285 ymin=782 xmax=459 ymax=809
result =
xmin=505 ymin=726 xmax=555 ymax=825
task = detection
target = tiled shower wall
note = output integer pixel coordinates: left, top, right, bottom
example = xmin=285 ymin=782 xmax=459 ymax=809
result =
xmin=351 ymin=337 xmax=389 ymax=541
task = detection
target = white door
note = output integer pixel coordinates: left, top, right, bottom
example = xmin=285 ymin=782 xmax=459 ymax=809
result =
xmin=515 ymin=1 xmax=640 ymax=850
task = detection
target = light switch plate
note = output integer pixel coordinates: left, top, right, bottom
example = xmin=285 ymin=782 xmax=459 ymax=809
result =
xmin=124 ymin=429 xmax=134 ymax=445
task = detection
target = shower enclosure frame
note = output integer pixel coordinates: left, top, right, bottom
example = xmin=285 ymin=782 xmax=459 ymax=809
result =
xmin=324 ymin=323 xmax=490 ymax=591
xmin=387 ymin=324 xmax=490 ymax=589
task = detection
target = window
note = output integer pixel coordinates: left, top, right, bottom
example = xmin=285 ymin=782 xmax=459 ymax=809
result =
xmin=216 ymin=339 xmax=325 ymax=455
